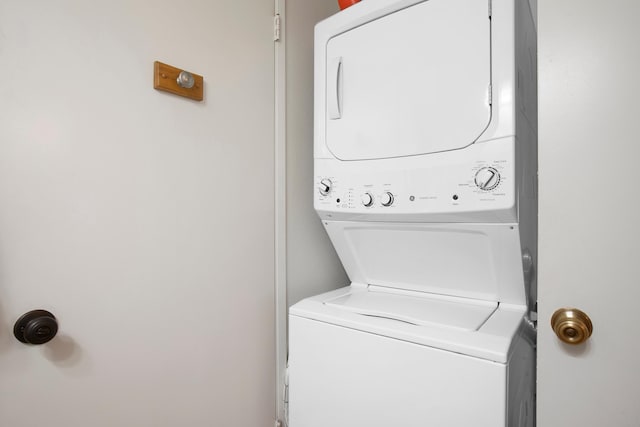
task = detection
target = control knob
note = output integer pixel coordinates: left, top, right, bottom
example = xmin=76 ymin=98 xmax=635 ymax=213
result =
xmin=318 ymin=178 xmax=332 ymax=196
xmin=380 ymin=192 xmax=394 ymax=207
xmin=361 ymin=193 xmax=374 ymax=207
xmin=474 ymin=167 xmax=500 ymax=191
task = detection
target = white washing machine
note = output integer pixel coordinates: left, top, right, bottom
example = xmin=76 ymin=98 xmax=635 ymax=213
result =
xmin=288 ymin=0 xmax=537 ymax=426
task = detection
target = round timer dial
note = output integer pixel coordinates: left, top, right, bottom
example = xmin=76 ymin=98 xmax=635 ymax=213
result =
xmin=318 ymin=178 xmax=332 ymax=196
xmin=474 ymin=167 xmax=501 ymax=191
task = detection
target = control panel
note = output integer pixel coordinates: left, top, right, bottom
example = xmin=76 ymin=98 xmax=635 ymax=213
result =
xmin=315 ymin=159 xmax=514 ymax=218
xmin=314 ymin=136 xmax=518 ymax=221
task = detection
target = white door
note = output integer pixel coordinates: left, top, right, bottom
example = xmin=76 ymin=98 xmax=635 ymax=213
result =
xmin=0 ymin=1 xmax=276 ymax=426
xmin=324 ymin=0 xmax=491 ymax=160
xmin=537 ymin=0 xmax=640 ymax=425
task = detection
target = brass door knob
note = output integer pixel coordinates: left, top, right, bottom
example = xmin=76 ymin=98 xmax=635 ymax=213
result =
xmin=551 ymin=308 xmax=593 ymax=345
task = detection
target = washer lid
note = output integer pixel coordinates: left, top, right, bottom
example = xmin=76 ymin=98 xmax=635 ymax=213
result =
xmin=324 ymin=287 xmax=497 ymax=331
xmin=324 ymin=0 xmax=491 ymax=160
xmin=322 ymin=221 xmax=527 ymax=306
xmin=290 ymin=286 xmax=529 ymax=363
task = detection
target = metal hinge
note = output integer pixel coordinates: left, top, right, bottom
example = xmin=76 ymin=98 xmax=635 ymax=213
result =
xmin=283 ymin=366 xmax=289 ymax=426
xmin=274 ymin=14 xmax=281 ymax=41
xmin=488 ymin=0 xmax=492 ymax=18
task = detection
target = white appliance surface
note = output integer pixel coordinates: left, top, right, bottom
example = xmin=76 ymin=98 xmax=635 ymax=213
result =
xmin=288 ymin=313 xmax=532 ymax=427
xmin=289 ymin=0 xmax=538 ymax=425
xmin=291 ymin=285 xmax=526 ymax=363
xmin=315 ymin=0 xmax=521 ymax=163
xmin=322 ymin=221 xmax=527 ymax=305
xmin=324 ymin=0 xmax=491 ymax=160
xmin=315 ymin=136 xmax=517 ymax=223
xmin=324 ymin=287 xmax=497 ymax=330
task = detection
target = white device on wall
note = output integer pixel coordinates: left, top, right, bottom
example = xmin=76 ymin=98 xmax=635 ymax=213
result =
xmin=288 ymin=0 xmax=537 ymax=425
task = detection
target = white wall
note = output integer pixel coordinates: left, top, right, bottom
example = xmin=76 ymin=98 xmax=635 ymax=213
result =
xmin=0 ymin=1 xmax=275 ymax=426
xmin=286 ymin=0 xmax=348 ymax=309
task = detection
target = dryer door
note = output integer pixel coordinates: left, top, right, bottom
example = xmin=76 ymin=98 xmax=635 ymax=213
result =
xmin=325 ymin=0 xmax=491 ymax=160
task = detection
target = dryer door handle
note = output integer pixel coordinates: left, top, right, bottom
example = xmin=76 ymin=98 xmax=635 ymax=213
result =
xmin=328 ymin=56 xmax=343 ymax=120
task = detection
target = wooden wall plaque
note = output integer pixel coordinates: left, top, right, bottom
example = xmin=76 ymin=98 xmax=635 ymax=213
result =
xmin=153 ymin=61 xmax=204 ymax=101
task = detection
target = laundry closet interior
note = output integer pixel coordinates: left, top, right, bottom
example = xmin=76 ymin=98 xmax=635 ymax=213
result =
xmin=5 ymin=0 xmax=637 ymax=426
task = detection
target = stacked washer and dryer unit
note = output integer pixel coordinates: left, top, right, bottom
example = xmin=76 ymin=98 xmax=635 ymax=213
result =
xmin=289 ymin=0 xmax=537 ymax=425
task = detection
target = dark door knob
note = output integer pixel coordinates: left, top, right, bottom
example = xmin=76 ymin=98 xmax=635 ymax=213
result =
xmin=13 ymin=310 xmax=58 ymax=344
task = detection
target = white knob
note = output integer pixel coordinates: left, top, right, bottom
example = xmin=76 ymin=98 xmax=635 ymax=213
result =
xmin=319 ymin=178 xmax=332 ymax=196
xmin=475 ymin=167 xmax=500 ymax=191
xmin=361 ymin=193 xmax=373 ymax=207
xmin=380 ymin=192 xmax=394 ymax=206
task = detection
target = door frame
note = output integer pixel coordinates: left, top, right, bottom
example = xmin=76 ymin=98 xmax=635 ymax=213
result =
xmin=274 ymin=0 xmax=287 ymax=425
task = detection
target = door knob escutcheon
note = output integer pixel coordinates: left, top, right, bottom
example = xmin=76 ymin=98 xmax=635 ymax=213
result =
xmin=551 ymin=308 xmax=593 ymax=345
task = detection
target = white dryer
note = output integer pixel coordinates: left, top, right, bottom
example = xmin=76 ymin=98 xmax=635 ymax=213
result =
xmin=289 ymin=0 xmax=537 ymax=426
